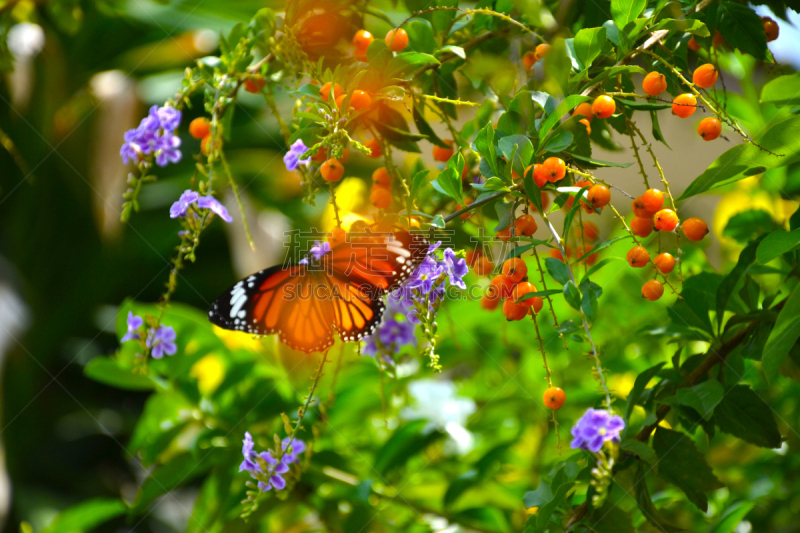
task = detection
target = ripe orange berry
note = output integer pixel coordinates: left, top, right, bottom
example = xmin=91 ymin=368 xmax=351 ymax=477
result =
xmin=321 ymin=159 xmax=344 ymax=182
xmin=542 ymin=157 xmax=566 ymax=182
xmin=698 ymin=117 xmax=722 ymax=141
xmin=591 ymin=95 xmax=616 ymax=119
xmin=712 ymin=30 xmax=725 ymax=47
xmin=654 ymin=252 xmax=676 ymax=274
xmin=512 ymin=281 xmax=537 ymax=307
xmin=432 ymin=139 xmax=455 ymax=162
xmin=763 ymin=16 xmax=779 ymax=42
xmin=535 ymin=43 xmax=551 ymax=60
xmin=340 ymin=148 xmax=351 ymax=163
xmin=579 ymin=118 xmax=592 ymax=135
xmin=188 ymin=117 xmax=211 ymax=139
xmin=514 ymin=214 xmax=538 ymax=237
xmin=200 ymin=135 xmax=219 ymax=156
xmin=370 ymin=187 xmax=392 ymax=209
xmin=627 ymin=245 xmax=650 ymax=268
xmin=573 ymin=102 xmax=594 ymax=121
xmin=549 ymin=248 xmax=564 ymax=261
xmin=682 ymin=217 xmax=708 ymax=241
xmin=481 ymin=289 xmax=501 ymax=310
xmin=632 ymin=196 xmax=656 ymax=218
xmin=364 ymin=139 xmax=382 ymax=158
xmin=672 ymin=93 xmax=697 ymax=118
xmin=490 ymin=274 xmax=515 ymax=299
xmin=642 ymin=71 xmax=667 ymax=96
xmin=642 ymin=279 xmax=664 ymax=301
xmin=243 ymin=78 xmax=265 ymax=93
xmin=502 ymin=258 xmax=528 ymax=283
xmin=385 ymin=28 xmax=409 ymax=51
xmin=372 ymin=167 xmax=391 ymax=188
xmin=320 ymin=81 xmax=343 ymax=102
xmin=688 ymin=36 xmax=701 ymax=51
xmin=329 ymin=227 xmax=346 ymax=247
xmin=654 ymin=209 xmax=680 ymax=232
xmin=630 ymin=216 xmax=654 ymax=238
xmin=312 ymin=147 xmax=327 ymax=162
xmin=692 ymin=64 xmax=718 ymax=89
xmin=496 ymin=227 xmax=512 ymax=242
xmin=503 ymin=298 xmax=528 ymax=321
xmin=581 ymin=221 xmax=600 ymax=242
xmin=543 ymin=387 xmax=566 ymax=409
xmin=578 ymin=244 xmax=598 ymax=266
xmin=352 ymin=29 xmax=373 ymax=51
xmin=641 ymin=188 xmax=664 ymax=213
xmin=526 ymin=164 xmax=547 ymax=188
xmin=474 ymin=256 xmax=494 ymax=276
xmin=522 ymin=51 xmax=537 ymax=70
xmin=587 ymin=184 xmax=610 ymax=208
xmin=349 ymin=90 xmax=372 ymax=110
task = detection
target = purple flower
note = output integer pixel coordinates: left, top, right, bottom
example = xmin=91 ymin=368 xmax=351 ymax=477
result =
xmin=378 ymin=318 xmax=416 ymax=348
xmin=240 ymin=431 xmax=258 ymax=473
xmin=197 ymin=196 xmax=233 ymax=223
xmin=406 ymin=255 xmax=443 ymax=296
xmin=299 ymin=240 xmax=331 ymax=265
xmin=170 ymin=189 xmax=200 ymax=218
xmin=120 ymin=105 xmax=182 ymax=166
xmin=154 ymin=134 xmax=182 ymax=167
xmin=258 ymin=452 xmax=289 ymax=491
xmin=281 ymin=437 xmax=307 ymax=464
xmin=284 ymin=139 xmax=310 ymax=171
xmin=121 ymin=312 xmax=143 ymax=342
xmin=240 ymin=432 xmax=305 ymax=492
xmin=362 ymin=335 xmax=379 ymax=357
xmin=570 ymin=408 xmax=625 ymax=453
xmin=442 ymin=248 xmax=468 ymax=290
xmin=146 ymin=325 xmax=177 ymax=359
xmin=151 ymin=105 xmax=181 ymax=132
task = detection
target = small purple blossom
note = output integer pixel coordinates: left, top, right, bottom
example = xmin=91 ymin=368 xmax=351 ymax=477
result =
xmin=121 ymin=312 xmax=143 ymax=342
xmin=284 ymin=139 xmax=310 ymax=171
xmin=120 ymin=105 xmax=182 ymax=166
xmin=152 ymin=105 xmax=182 ymax=131
xmin=299 ymin=240 xmax=331 ymax=265
xmin=281 ymin=437 xmax=307 ymax=463
xmin=170 ymin=190 xmax=200 ymax=218
xmin=378 ymin=318 xmax=417 ymax=347
xmin=154 ymin=134 xmax=182 ymax=167
xmin=240 ymin=431 xmax=258 ymax=473
xmin=442 ymin=248 xmax=468 ymax=290
xmin=240 ymin=433 xmax=306 ymax=492
xmin=197 ymin=196 xmax=233 ymax=223
xmin=570 ymin=408 xmax=625 ymax=453
xmin=146 ymin=325 xmax=177 ymax=359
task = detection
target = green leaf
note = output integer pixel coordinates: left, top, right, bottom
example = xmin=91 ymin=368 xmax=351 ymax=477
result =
xmin=84 ymin=357 xmax=159 ymax=391
xmin=374 ymin=420 xmax=443 ymax=475
xmin=716 ymin=1 xmax=768 ymax=61
xmin=573 ymin=27 xmax=607 ymax=69
xmin=523 ymin=172 xmax=543 ymax=212
xmin=41 ymin=498 xmax=126 ymax=533
xmin=756 ymin=228 xmax=800 ymax=264
xmin=579 ymin=277 xmax=602 ymax=322
xmin=763 ymin=285 xmax=800 ymax=383
xmin=634 ymin=462 xmax=684 ymax=533
xmin=761 ymin=72 xmax=800 ymax=106
xmin=543 ymin=38 xmax=572 ymax=96
xmin=723 ymin=210 xmax=775 ymax=243
xmin=621 ymin=439 xmax=658 ymax=470
xmin=570 ymin=153 xmax=633 ymax=168
xmin=653 ymin=427 xmax=724 ymax=512
xmin=676 ymin=379 xmax=724 ymax=420
xmin=650 ymin=18 xmax=709 ymax=36
xmin=404 ymin=18 xmax=438 ymax=54
xmin=545 ymin=257 xmax=570 ymax=285
xmin=409 ymin=169 xmax=429 ymax=201
xmin=563 ymin=280 xmax=582 ymax=311
xmin=710 ymin=501 xmax=756 ymax=533
xmin=625 ymin=362 xmax=665 ymax=423
xmin=617 ymin=98 xmax=671 ymax=111
xmin=587 ymin=500 xmax=635 ymax=533
xmin=523 ymin=481 xmax=553 ymax=508
xmin=717 ymin=235 xmax=764 ymax=327
xmin=650 ymin=109 xmax=671 ymax=149
xmin=498 ymin=135 xmax=534 ymax=168
xmin=385 ymin=52 xmax=440 ymax=80
xmin=413 ymin=104 xmax=448 ymax=148
xmin=541 ymin=130 xmax=573 ymax=153
xmin=451 ymin=507 xmax=509 ymax=533
xmin=535 ymin=482 xmax=574 ymax=532
xmin=475 ymin=123 xmax=499 ymax=177
xmin=714 ymin=385 xmax=782 ymax=448
xmin=611 ymin=0 xmax=646 ymax=31
xmin=573 ymin=235 xmax=632 ymax=263
xmin=444 ymin=470 xmax=479 ymax=508
xmin=431 ymin=167 xmax=463 ymax=202
xmin=678 ymin=115 xmax=800 ymax=200
xmin=538 ymin=95 xmax=591 ymax=142
xmin=132 ymin=451 xmax=223 ymax=513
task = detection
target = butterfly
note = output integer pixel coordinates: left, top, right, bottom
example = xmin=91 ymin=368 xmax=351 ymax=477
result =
xmin=208 ymin=227 xmax=428 ymax=353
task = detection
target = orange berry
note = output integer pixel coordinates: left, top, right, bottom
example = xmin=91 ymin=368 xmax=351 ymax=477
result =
xmin=534 ymin=43 xmax=551 ymax=60
xmin=200 ymin=135 xmax=219 ymax=156
xmin=522 ymin=51 xmax=537 ymax=70
xmin=654 ymin=253 xmax=676 ymax=274
xmin=340 ymin=148 xmax=351 ymax=163
xmin=654 ymin=209 xmax=679 ymax=232
xmin=456 ymin=197 xmax=474 ymax=220
xmin=514 ymin=214 xmax=538 ymax=237
xmin=312 ymin=147 xmax=327 ymax=162
xmin=627 ymin=245 xmax=650 ymax=268
xmin=188 ymin=117 xmax=210 ymax=140
xmin=349 ymin=90 xmax=372 ymax=110
xmin=591 ymin=95 xmax=616 ymax=119
xmin=688 ymin=36 xmax=700 ymax=51
xmin=490 ymin=274 xmax=515 ymax=299
xmin=642 ymin=71 xmax=667 ymax=96
xmin=641 ymin=188 xmax=664 ymax=213
xmin=587 ymin=184 xmax=610 ymax=208
xmin=692 ymin=64 xmax=718 ymax=89
xmin=243 ymin=78 xmax=265 ymax=93
xmin=526 ymin=164 xmax=547 ymax=188
xmin=578 ymin=244 xmax=598 ymax=266
xmin=321 ymin=159 xmax=344 ymax=182
xmin=335 ymin=93 xmax=346 ymax=108
xmin=531 ymin=296 xmax=544 ymax=314
xmin=682 ymin=217 xmax=708 ymax=241
xmin=474 ymin=256 xmax=494 ymax=277
xmin=481 ymin=288 xmax=501 ymax=310
xmin=372 ymin=167 xmax=391 ymax=188
xmin=642 ymin=280 xmax=664 ymax=301
xmin=573 ymin=102 xmax=594 ymax=121
xmin=502 ymin=257 xmax=528 ymax=283
xmin=579 ymin=118 xmax=592 ymax=135
xmin=542 ymin=157 xmax=566 ymax=182
xmin=370 ymin=187 xmax=392 ymax=209
xmin=320 ymin=82 xmax=343 ymax=102
xmin=698 ymin=117 xmax=722 ymax=141
xmin=364 ymin=139 xmax=382 ymax=158
xmin=630 ymin=216 xmax=654 ymax=238
xmin=632 ymin=196 xmax=655 ymax=218
xmin=432 ymin=139 xmax=455 ymax=162
xmin=543 ymin=387 xmax=566 ymax=409
xmin=549 ymin=248 xmax=564 ymax=261
xmin=581 ymin=221 xmax=600 ymax=242
xmin=502 ymin=298 xmax=528 ymax=321
xmin=763 ymin=17 xmax=779 ymax=42
xmin=496 ymin=227 xmax=512 ymax=242
xmin=512 ymin=281 xmax=537 ymax=307
xmin=712 ymin=30 xmax=725 ymax=47
xmin=329 ymin=227 xmax=346 ymax=247
xmin=352 ymin=29 xmax=373 ymax=51
xmin=385 ymin=28 xmax=409 ymax=51
xmin=672 ymin=93 xmax=697 ymax=118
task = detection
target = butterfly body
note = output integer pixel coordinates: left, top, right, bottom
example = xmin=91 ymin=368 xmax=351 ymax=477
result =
xmin=208 ymin=228 xmax=427 ymax=353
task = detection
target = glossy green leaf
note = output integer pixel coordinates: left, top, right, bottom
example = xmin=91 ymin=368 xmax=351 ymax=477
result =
xmin=676 ymin=379 xmax=724 ymax=420
xmin=41 ymin=499 xmax=126 ymax=533
xmin=573 ymin=27 xmax=607 ymax=69
xmin=385 ymin=52 xmax=440 ymax=80
xmin=710 ymin=501 xmax=756 ymax=533
xmin=85 ymin=357 xmax=159 ymax=391
xmin=756 ymin=228 xmax=800 ymax=264
xmin=374 ymin=420 xmax=443 ymax=475
xmin=611 ymin=0 xmax=646 ymax=31
xmin=716 ymin=1 xmax=768 ymax=61
xmin=762 ymin=285 xmax=800 ymax=384
xmin=714 ymin=385 xmax=782 ymax=448
xmin=545 ymin=257 xmax=570 ymax=285
xmin=761 ymin=72 xmax=800 ymax=106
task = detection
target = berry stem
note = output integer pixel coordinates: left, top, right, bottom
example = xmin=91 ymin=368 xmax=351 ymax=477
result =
xmin=284 ymin=351 xmax=329 ymax=454
xmin=532 ymin=246 xmax=568 ymax=349
xmin=220 ymin=150 xmax=256 ymax=250
xmin=625 ymin=117 xmax=650 ymax=188
xmin=530 ymin=311 xmax=562 ymax=454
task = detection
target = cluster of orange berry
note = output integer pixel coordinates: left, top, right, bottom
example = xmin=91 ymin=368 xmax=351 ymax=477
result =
xmin=370 ymin=167 xmax=393 ymax=209
xmin=521 ymin=42 xmax=551 ymax=70
xmin=188 ymin=117 xmax=217 ymax=155
xmin=480 ymin=257 xmax=546 ymax=321
xmin=352 ymin=26 xmax=409 ymax=60
xmin=549 ymin=221 xmax=601 ymax=266
xmin=319 ymin=81 xmax=372 ymax=112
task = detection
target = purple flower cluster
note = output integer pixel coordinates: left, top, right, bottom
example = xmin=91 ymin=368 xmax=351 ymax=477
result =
xmin=240 ymin=432 xmax=306 ymax=492
xmin=362 ymin=243 xmax=468 ymax=357
xmin=120 ymin=105 xmax=182 ymax=167
xmin=570 ymin=408 xmax=624 ymax=453
xmin=169 ymin=189 xmax=232 ymax=223
xmin=120 ymin=312 xmax=177 ymax=359
xmin=284 ymin=139 xmax=310 ymax=171
xmin=299 ymin=240 xmax=331 ymax=265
